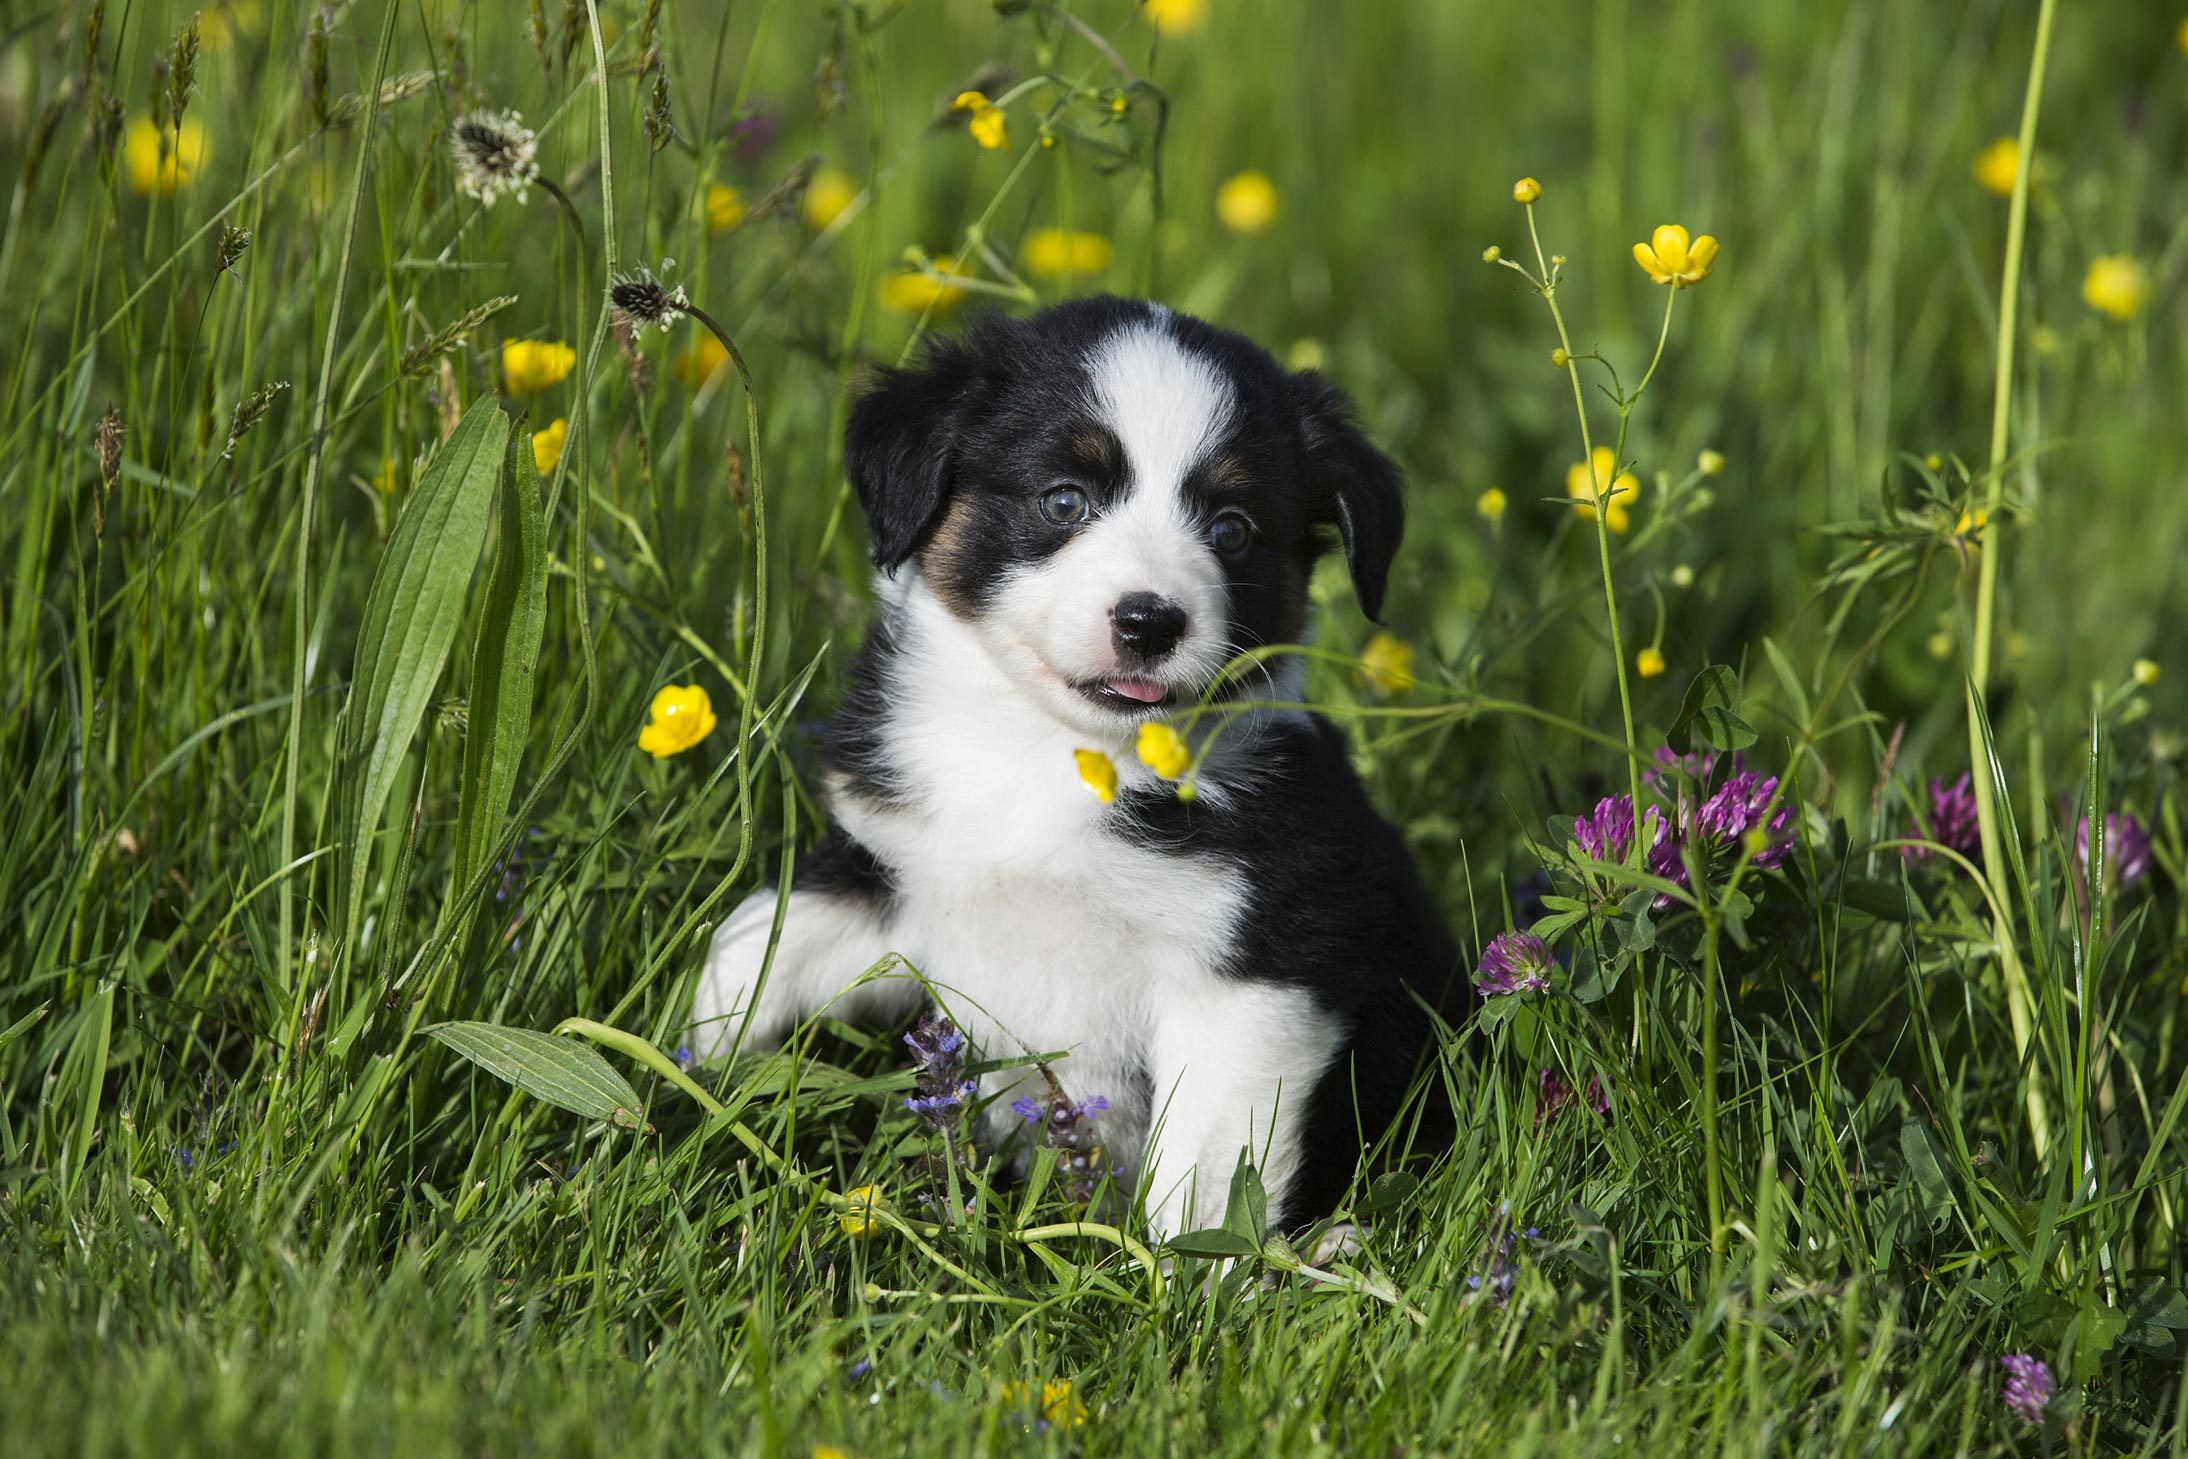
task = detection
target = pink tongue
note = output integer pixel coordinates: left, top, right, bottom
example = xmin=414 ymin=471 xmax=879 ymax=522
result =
xmin=1107 ymin=677 xmax=1168 ymax=704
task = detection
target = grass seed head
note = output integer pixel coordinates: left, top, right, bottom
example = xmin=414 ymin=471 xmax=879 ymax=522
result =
xmin=449 ymin=110 xmax=539 ymax=207
xmin=609 ymin=264 xmax=691 ymax=335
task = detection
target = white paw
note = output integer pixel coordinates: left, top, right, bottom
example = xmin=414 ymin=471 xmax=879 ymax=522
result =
xmin=687 ymin=893 xmax=790 ymax=1059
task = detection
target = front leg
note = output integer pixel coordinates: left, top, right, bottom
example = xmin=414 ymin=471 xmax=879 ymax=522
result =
xmin=1136 ymin=980 xmax=1347 ymax=1242
xmin=686 ymin=833 xmax=916 ymax=1060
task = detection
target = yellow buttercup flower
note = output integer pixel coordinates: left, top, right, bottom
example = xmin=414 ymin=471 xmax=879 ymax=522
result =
xmin=952 ymin=92 xmax=1009 ymax=150
xmin=1972 ymin=137 xmax=2025 ymax=198
xmin=1216 ymin=170 xmax=1279 ymax=235
xmin=1476 ymin=487 xmax=1507 ymax=522
xmin=1953 ymin=507 xmax=1989 ymax=538
xmin=1136 ymin=722 xmax=1191 ymax=779
xmin=1359 ymin=632 xmax=1415 ymax=693
xmin=1566 ymin=447 xmax=1640 ymax=533
xmin=1512 ymin=177 xmax=1542 ymax=204
xmin=2083 ymin=256 xmax=2148 ymax=321
xmin=705 ymin=183 xmax=746 ymax=232
xmin=1002 ymin=1379 xmax=1089 ymax=1430
xmin=837 ymin=1185 xmax=883 ymax=1239
xmin=124 ymin=116 xmax=209 ymax=196
xmin=200 ymin=0 xmax=266 ymax=52
xmin=675 ymin=334 xmax=729 ymax=386
xmin=531 ymin=417 xmax=568 ymax=474
xmin=804 ymin=167 xmax=858 ymax=230
xmin=1022 ymin=227 xmax=1114 ymax=278
xmin=1143 ymin=0 xmax=1207 ymax=34
xmin=879 ymin=256 xmax=967 ymax=316
xmin=1637 ymin=647 xmax=1666 ymax=679
xmin=637 ymin=683 xmax=716 ymax=758
xmin=1632 ymin=224 xmax=1719 ymax=288
xmin=2133 ymin=658 xmax=2160 ymax=686
xmin=502 ymin=339 xmax=576 ymax=393
xmin=1073 ymin=748 xmax=1118 ymax=805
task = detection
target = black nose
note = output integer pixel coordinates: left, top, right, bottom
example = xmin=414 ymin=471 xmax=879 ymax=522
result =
xmin=1111 ymin=592 xmax=1188 ymax=661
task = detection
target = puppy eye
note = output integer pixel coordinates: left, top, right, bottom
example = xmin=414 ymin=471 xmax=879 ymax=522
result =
xmin=1039 ymin=484 xmax=1090 ymax=526
xmin=1208 ymin=510 xmax=1253 ymax=556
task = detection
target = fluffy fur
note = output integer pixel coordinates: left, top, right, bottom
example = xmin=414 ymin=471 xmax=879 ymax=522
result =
xmin=689 ymin=296 xmax=1462 ymax=1236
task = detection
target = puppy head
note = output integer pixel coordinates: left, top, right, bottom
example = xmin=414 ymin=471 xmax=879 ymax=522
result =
xmin=847 ymin=296 xmax=1402 ymax=736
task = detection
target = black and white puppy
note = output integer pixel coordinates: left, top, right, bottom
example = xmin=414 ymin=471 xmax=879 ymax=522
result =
xmin=689 ymin=296 xmax=1460 ymax=1236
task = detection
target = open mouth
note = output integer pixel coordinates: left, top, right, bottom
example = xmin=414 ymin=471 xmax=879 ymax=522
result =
xmin=1072 ymin=676 xmax=1178 ymax=713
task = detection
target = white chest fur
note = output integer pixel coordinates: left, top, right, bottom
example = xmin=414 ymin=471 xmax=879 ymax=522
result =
xmin=693 ymin=578 xmax=1343 ymax=1235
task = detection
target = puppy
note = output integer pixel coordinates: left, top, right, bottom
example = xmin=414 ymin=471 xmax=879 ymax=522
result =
xmin=689 ymin=296 xmax=1461 ymax=1237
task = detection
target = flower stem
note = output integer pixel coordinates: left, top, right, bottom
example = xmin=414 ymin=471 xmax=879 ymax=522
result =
xmin=1526 ymin=203 xmax=1645 ymax=835
xmin=1962 ymin=0 xmax=2057 ymax=1154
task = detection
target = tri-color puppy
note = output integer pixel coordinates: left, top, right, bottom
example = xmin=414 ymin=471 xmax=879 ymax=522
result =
xmin=689 ymin=296 xmax=1460 ymax=1237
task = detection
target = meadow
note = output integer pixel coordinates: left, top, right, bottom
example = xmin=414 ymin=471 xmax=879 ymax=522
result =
xmin=2 ymin=0 xmax=2186 ymax=1453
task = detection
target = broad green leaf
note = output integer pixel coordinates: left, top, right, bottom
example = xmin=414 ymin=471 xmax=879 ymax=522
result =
xmin=1223 ymin=1152 xmax=1268 ymax=1243
xmin=451 ymin=417 xmax=548 ymax=900
xmin=1362 ymin=1171 xmax=1421 ymax=1221
xmin=426 ymin=1021 xmax=647 ymax=1129
xmin=1899 ymin=1119 xmax=1952 ymax=1222
xmin=1163 ymin=1227 xmax=1259 ymax=1259
xmin=337 ymin=398 xmax=510 ymax=945
xmin=1668 ymin=664 xmax=1757 ymax=752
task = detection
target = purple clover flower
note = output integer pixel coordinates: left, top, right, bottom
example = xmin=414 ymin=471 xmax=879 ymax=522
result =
xmin=903 ymin=1013 xmax=975 ymax=1131
xmin=1536 ymin=1067 xmax=1611 ymax=1124
xmin=2076 ymin=812 xmax=2153 ymax=890
xmin=1475 ymin=932 xmax=1554 ymax=996
xmin=1697 ymin=769 xmax=1794 ymax=868
xmin=1574 ymin=795 xmax=1637 ymax=862
xmin=1644 ymin=746 xmax=1717 ymax=791
xmin=1904 ymin=773 xmax=1982 ymax=864
xmin=1998 ymin=1353 xmax=2054 ymax=1425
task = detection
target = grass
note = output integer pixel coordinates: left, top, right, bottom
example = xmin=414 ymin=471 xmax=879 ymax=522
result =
xmin=4 ymin=0 xmax=2187 ymax=1454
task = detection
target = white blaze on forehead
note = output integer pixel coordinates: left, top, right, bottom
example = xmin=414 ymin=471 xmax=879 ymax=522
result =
xmin=1086 ymin=322 xmax=1235 ymax=500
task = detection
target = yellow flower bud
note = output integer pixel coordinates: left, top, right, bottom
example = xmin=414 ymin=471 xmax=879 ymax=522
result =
xmin=837 ymin=1185 xmax=883 ymax=1239
xmin=1550 ymin=348 xmax=1570 ymax=368
xmin=1359 ymin=632 xmax=1415 ymax=693
xmin=1697 ymin=449 xmax=1725 ymax=476
xmin=2133 ymin=658 xmax=2160 ymax=686
xmin=1073 ymin=748 xmax=1118 ymax=804
xmin=1512 ymin=177 xmax=1542 ymax=204
xmin=1671 ymin=564 xmax=1695 ymax=588
xmin=531 ymin=417 xmax=568 ymax=474
xmin=1216 ymin=170 xmax=1280 ymax=235
xmin=2083 ymin=256 xmax=2149 ymax=321
xmin=1482 ymin=246 xmax=1501 ymax=263
xmin=1136 ymin=722 xmax=1192 ymax=779
xmin=1637 ymin=647 xmax=1666 ymax=679
xmin=1476 ymin=487 xmax=1507 ymax=523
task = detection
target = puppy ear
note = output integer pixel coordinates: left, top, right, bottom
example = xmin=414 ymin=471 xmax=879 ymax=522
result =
xmin=1293 ymin=371 xmax=1405 ymax=622
xmin=845 ymin=337 xmax=983 ymax=572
